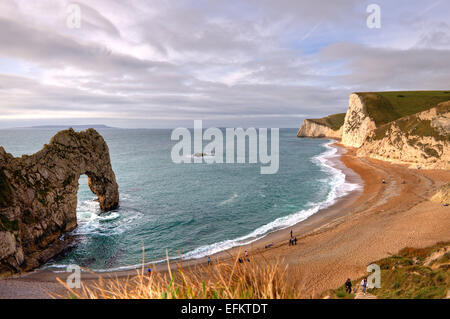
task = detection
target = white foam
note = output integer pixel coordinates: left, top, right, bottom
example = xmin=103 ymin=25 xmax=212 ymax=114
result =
xmin=71 ymin=197 xmax=142 ymax=236
xmin=177 ymin=140 xmax=361 ymax=261
xmin=312 ymin=141 xmax=361 ymax=201
xmin=73 ymin=200 xmax=121 ymax=235
xmin=217 ymin=193 xmax=239 ymax=206
xmin=47 ymin=141 xmax=362 ymax=272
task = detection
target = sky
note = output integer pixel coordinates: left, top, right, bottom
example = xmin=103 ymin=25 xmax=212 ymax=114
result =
xmin=0 ymin=0 xmax=449 ymax=128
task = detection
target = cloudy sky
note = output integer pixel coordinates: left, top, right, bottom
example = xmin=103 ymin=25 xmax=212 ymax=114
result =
xmin=0 ymin=0 xmax=449 ymax=128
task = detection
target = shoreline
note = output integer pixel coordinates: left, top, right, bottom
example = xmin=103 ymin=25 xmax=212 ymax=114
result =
xmin=1 ymin=141 xmax=449 ymax=298
xmin=30 ymin=139 xmax=362 ymax=273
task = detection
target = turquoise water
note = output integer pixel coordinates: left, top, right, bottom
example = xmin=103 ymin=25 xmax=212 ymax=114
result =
xmin=0 ymin=128 xmax=358 ymax=271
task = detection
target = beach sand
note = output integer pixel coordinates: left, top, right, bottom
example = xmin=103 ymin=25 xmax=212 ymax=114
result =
xmin=1 ymin=143 xmax=449 ymax=298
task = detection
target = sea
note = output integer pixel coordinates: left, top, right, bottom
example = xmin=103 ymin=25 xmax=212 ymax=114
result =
xmin=0 ymin=127 xmax=360 ymax=271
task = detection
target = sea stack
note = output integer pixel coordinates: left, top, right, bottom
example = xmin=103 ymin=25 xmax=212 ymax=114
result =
xmin=0 ymin=128 xmax=119 ymax=276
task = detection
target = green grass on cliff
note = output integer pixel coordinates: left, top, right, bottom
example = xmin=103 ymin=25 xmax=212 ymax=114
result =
xmin=327 ymin=242 xmax=450 ymax=299
xmin=357 ymin=91 xmax=450 ymax=126
xmin=308 ymin=113 xmax=346 ymax=131
xmin=370 ymin=102 xmax=450 ymax=149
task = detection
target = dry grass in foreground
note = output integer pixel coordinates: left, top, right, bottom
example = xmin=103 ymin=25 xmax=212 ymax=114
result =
xmin=56 ymin=250 xmax=307 ymax=299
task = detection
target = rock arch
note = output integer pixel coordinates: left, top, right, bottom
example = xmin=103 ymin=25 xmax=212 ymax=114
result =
xmin=0 ymin=128 xmax=119 ymax=275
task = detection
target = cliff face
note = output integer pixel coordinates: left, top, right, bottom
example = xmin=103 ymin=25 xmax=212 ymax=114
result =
xmin=297 ymin=113 xmax=346 ymax=139
xmin=302 ymin=91 xmax=449 ymax=170
xmin=0 ymin=128 xmax=119 ymax=276
xmin=341 ymin=93 xmax=376 ymax=148
xmin=297 ymin=120 xmax=343 ymax=139
xmin=357 ymin=102 xmax=450 ymax=169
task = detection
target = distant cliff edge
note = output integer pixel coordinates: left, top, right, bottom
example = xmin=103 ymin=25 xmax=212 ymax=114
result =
xmin=297 ymin=113 xmax=345 ymax=139
xmin=0 ymin=128 xmax=119 ymax=276
xmin=298 ymin=91 xmax=450 ymax=169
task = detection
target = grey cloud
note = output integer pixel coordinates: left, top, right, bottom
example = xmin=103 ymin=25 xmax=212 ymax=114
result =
xmin=416 ymin=23 xmax=450 ymax=49
xmin=77 ymin=2 xmax=121 ymax=37
xmin=0 ymin=17 xmax=167 ymax=74
xmin=0 ymin=1 xmax=449 ymax=128
xmin=321 ymin=42 xmax=450 ymax=90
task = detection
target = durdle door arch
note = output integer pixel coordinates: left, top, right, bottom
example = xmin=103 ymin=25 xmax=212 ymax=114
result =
xmin=0 ymin=128 xmax=119 ymax=276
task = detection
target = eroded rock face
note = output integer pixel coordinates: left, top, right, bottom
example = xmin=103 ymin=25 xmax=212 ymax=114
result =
xmin=0 ymin=128 xmax=119 ymax=276
xmin=341 ymin=93 xmax=377 ymax=148
xmin=297 ymin=120 xmax=343 ymax=139
xmin=357 ymin=102 xmax=450 ymax=169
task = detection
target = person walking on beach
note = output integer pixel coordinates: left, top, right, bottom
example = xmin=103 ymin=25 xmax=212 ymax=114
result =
xmin=290 ymin=230 xmax=293 ymax=238
xmin=245 ymin=250 xmax=250 ymax=262
xmin=294 ymin=237 xmax=297 ymax=245
xmin=345 ymin=278 xmax=352 ymax=293
xmin=289 ymin=238 xmax=292 ymax=246
xmin=207 ymin=256 xmax=211 ymax=266
xmin=147 ymin=267 xmax=152 ymax=276
xmin=361 ymin=278 xmax=368 ymax=295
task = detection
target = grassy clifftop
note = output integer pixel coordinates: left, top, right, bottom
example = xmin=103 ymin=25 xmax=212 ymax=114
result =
xmin=308 ymin=113 xmax=346 ymax=130
xmin=357 ymin=91 xmax=450 ymax=126
xmin=370 ymin=102 xmax=450 ymax=142
xmin=327 ymin=242 xmax=450 ymax=299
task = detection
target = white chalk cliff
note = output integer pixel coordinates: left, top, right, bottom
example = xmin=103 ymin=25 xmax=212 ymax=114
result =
xmin=297 ymin=120 xmax=343 ymax=139
xmin=357 ymin=102 xmax=450 ymax=169
xmin=298 ymin=92 xmax=450 ymax=170
xmin=341 ymin=93 xmax=377 ymax=148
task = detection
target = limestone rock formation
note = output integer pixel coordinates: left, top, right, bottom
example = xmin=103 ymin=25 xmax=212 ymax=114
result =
xmin=341 ymin=93 xmax=377 ymax=148
xmin=0 ymin=128 xmax=119 ymax=276
xmin=297 ymin=113 xmax=346 ymax=139
xmin=299 ymin=91 xmax=450 ymax=169
xmin=357 ymin=102 xmax=450 ymax=169
xmin=297 ymin=120 xmax=343 ymax=139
